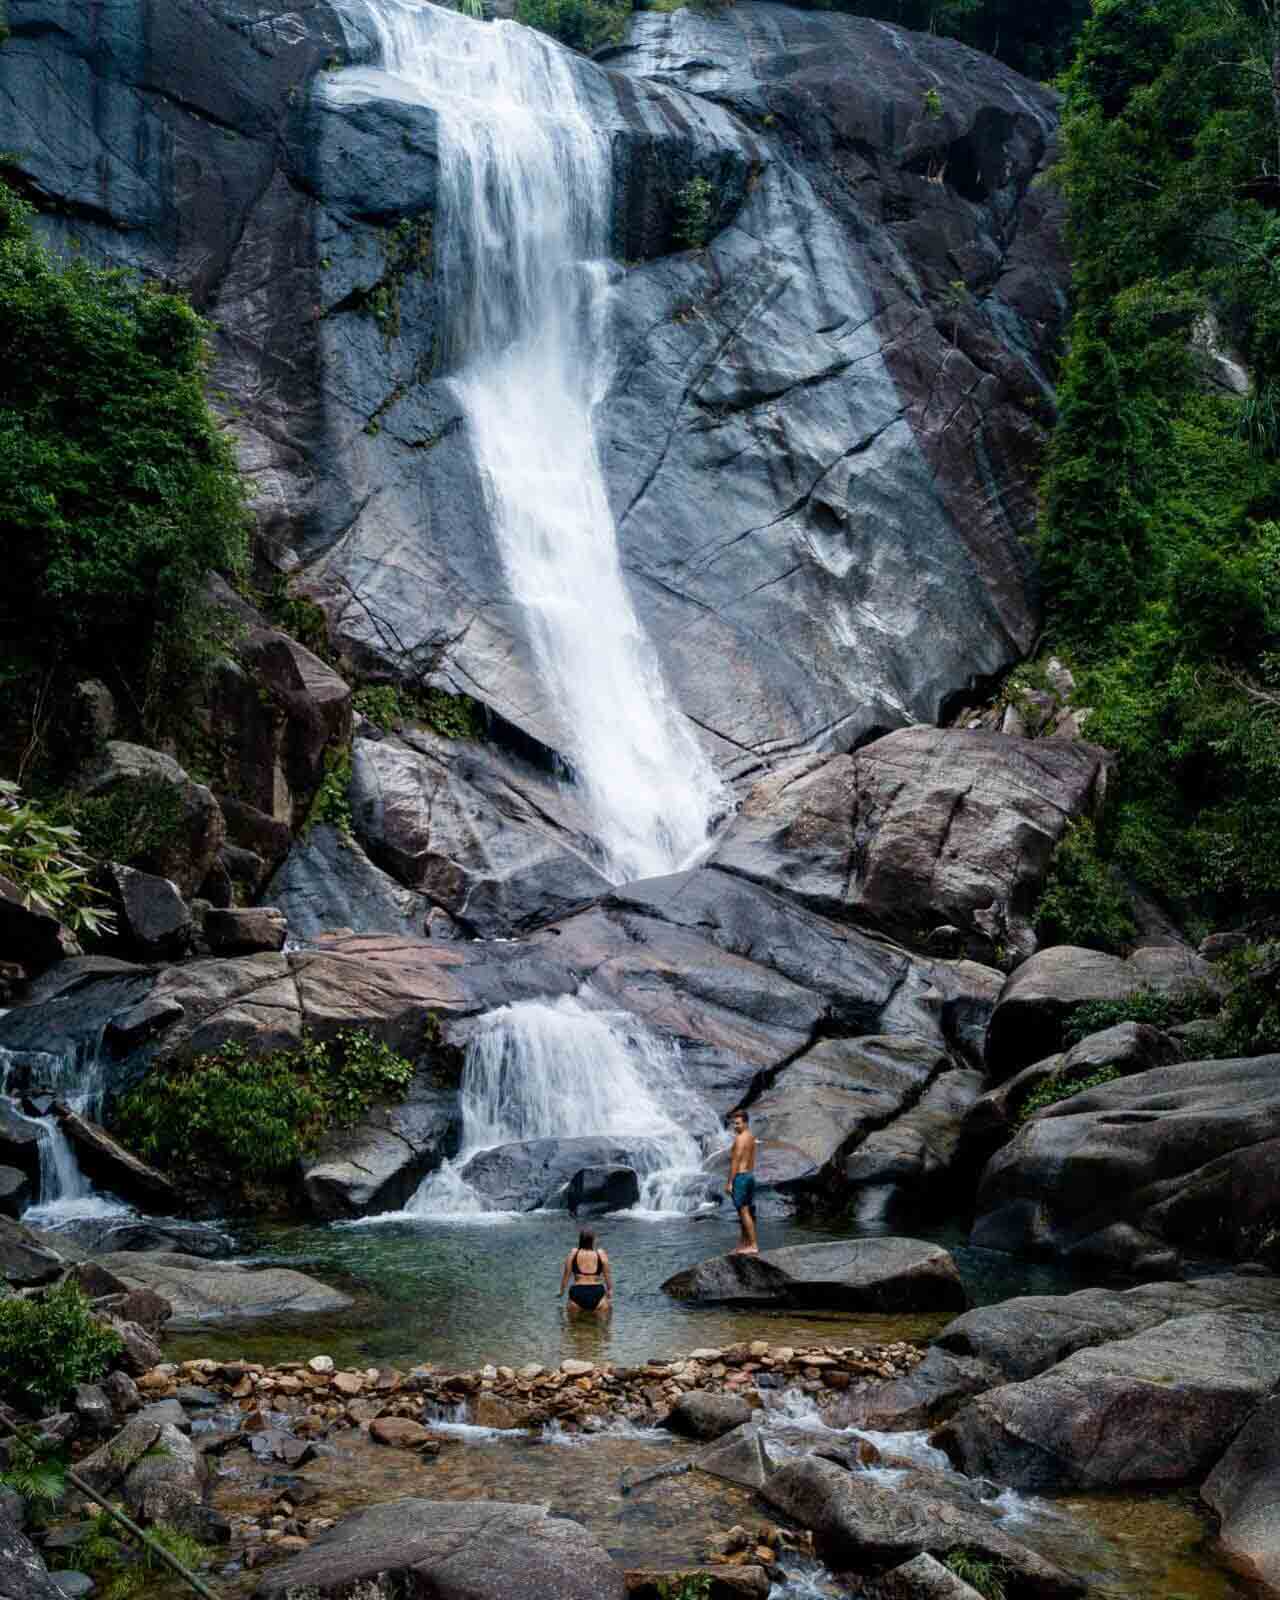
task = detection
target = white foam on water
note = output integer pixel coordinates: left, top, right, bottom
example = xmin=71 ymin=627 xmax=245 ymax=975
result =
xmin=350 ymin=0 xmax=725 ymax=883
xmin=406 ymin=995 xmax=722 ymax=1217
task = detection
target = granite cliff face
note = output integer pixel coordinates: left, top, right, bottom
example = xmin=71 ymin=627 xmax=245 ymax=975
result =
xmin=0 ymin=0 xmax=1063 ymax=778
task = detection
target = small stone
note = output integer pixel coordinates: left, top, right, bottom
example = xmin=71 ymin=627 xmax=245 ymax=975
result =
xmin=749 ymin=1342 xmax=769 ymax=1358
xmin=771 ymin=1347 xmax=794 ymax=1364
xmin=332 ymin=1372 xmax=363 ymax=1397
xmin=519 ymin=1363 xmax=544 ymax=1380
xmin=307 ymin=1356 xmax=334 ymax=1374
xmin=561 ymin=1360 xmax=594 ymax=1377
xmin=369 ymin=1417 xmax=437 ymax=1449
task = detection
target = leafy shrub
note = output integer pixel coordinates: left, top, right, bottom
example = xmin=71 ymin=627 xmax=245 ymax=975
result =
xmin=515 ymin=0 xmax=630 ymax=53
xmin=58 ymin=1513 xmax=213 ymax=1600
xmin=1062 ymin=985 xmax=1218 ymax=1048
xmin=0 ymin=179 xmax=248 ymax=704
xmin=352 ymin=683 xmax=486 ymax=740
xmin=0 ymin=1280 xmax=122 ymax=1411
xmin=1034 ymin=820 xmax=1137 ymax=954
xmin=1016 ymin=1064 xmax=1123 ymax=1124
xmin=0 ymin=779 xmax=115 ymax=937
xmin=0 ymin=1427 xmax=68 ymax=1513
xmin=66 ymin=776 xmax=186 ymax=872
xmin=304 ymin=746 xmax=354 ymax=842
xmin=943 ymin=1552 xmax=1007 ymax=1600
xmin=656 ymin=1577 xmax=712 ymax=1600
xmin=116 ymin=1029 xmax=416 ymax=1183
xmin=1212 ymin=946 xmax=1280 ymax=1058
xmin=673 ymin=176 xmax=716 ymax=250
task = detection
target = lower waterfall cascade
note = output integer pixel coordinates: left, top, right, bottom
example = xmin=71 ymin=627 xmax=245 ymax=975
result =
xmin=407 ymin=996 xmax=726 ymax=1217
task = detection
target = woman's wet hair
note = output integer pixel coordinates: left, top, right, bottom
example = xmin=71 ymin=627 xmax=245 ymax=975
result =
xmin=577 ymin=1229 xmax=596 ymax=1250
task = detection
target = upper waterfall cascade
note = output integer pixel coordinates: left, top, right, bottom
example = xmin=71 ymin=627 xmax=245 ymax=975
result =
xmin=359 ymin=0 xmax=726 ymax=884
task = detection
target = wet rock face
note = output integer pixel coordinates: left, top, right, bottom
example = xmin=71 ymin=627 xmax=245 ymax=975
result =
xmin=0 ymin=1503 xmax=63 ymax=1600
xmin=970 ymin=1054 xmax=1280 ymax=1270
xmin=0 ymin=1 xmax=1063 ymax=782
xmin=714 ymin=732 xmax=1109 ymax=963
xmin=1202 ymin=1394 xmax=1280 ymax=1593
xmin=938 ymin=1309 xmax=1280 ymax=1492
xmin=662 ymin=1238 xmax=969 ymax=1312
xmin=252 ymin=1497 xmax=628 ymax=1600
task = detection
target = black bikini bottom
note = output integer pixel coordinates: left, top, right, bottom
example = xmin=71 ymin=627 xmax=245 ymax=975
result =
xmin=569 ymin=1283 xmax=607 ymax=1311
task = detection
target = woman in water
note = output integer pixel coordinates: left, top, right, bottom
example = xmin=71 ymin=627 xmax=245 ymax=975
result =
xmin=558 ymin=1228 xmax=613 ymax=1316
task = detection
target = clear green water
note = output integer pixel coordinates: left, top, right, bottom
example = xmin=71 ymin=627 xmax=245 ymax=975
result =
xmin=167 ymin=1210 xmax=1086 ymax=1370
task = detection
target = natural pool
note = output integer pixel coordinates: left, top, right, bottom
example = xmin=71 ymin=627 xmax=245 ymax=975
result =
xmin=166 ymin=1209 xmax=1089 ymax=1370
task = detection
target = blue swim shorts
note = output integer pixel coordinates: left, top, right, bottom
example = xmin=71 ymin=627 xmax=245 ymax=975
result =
xmin=731 ymin=1173 xmax=756 ymax=1212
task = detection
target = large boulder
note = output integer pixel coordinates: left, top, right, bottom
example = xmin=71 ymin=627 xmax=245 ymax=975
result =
xmin=934 ymin=1275 xmax=1280 ymax=1384
xmin=0 ymin=1168 xmax=30 ymax=1220
xmin=351 ymin=733 xmax=611 ymax=937
xmin=564 ymin=1165 xmax=640 ymax=1217
xmin=690 ymin=1422 xmax=786 ymax=1491
xmin=0 ymin=873 xmax=79 ymax=972
xmin=1202 ymin=1395 xmax=1280 ymax=1593
xmin=714 ymin=732 xmax=1108 ymax=961
xmin=971 ymin=1054 xmax=1280 ymax=1270
xmin=97 ymin=866 xmax=192 ymax=960
xmin=761 ymin=1456 xmax=1083 ymax=1596
xmin=0 ymin=1216 xmax=64 ymax=1287
xmin=202 ymin=907 xmax=288 ymax=955
xmin=253 ymin=1499 xmax=627 ymax=1600
xmin=985 ymin=944 xmax=1222 ymax=1078
xmin=663 ymin=1392 xmax=753 ymax=1441
xmin=0 ymin=1506 xmax=62 ymax=1600
xmin=55 ymin=1109 xmax=179 ymax=1211
xmin=938 ymin=1310 xmax=1280 ymax=1491
xmin=91 ymin=1253 xmax=352 ymax=1326
xmin=842 ymin=1066 xmax=986 ymax=1213
xmin=121 ymin=1421 xmax=208 ymax=1538
xmin=0 ymin=1108 xmax=42 ymax=1190
xmin=662 ymin=1238 xmax=968 ymax=1311
xmin=457 ymin=1138 xmax=636 ymax=1213
xmin=712 ymin=1036 xmax=948 ymax=1194
xmin=827 ymin=1346 xmax=1002 ymax=1433
xmin=75 ymin=743 xmax=225 ymax=898
xmin=266 ymin=825 xmax=436 ymax=942
xmin=303 ymin=1073 xmax=461 ymax=1219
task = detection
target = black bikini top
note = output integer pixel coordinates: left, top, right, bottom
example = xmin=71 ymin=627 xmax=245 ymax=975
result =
xmin=572 ymin=1249 xmax=601 ymax=1278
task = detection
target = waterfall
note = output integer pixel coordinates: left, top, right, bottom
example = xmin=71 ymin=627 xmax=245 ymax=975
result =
xmin=0 ymin=1040 xmax=129 ymax=1224
xmin=409 ymin=995 xmax=723 ymax=1215
xmin=356 ymin=0 xmax=725 ymax=883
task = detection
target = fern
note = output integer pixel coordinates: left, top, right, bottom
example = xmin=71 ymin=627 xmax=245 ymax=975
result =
xmin=0 ymin=1429 xmax=68 ymax=1512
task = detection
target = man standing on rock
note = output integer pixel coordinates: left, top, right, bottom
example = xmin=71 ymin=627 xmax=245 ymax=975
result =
xmin=726 ymin=1108 xmax=758 ymax=1255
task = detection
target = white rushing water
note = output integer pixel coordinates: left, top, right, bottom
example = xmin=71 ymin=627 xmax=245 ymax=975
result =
xmin=408 ymin=995 xmax=723 ymax=1216
xmin=0 ymin=1041 xmax=129 ymax=1224
xmin=355 ymin=0 xmax=725 ymax=882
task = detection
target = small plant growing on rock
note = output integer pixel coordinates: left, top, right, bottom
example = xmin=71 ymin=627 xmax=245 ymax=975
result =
xmin=1015 ymin=1063 xmax=1124 ymax=1125
xmin=0 ymin=1280 xmax=122 ymax=1412
xmin=1063 ymin=984 xmax=1219 ymax=1048
xmin=673 ymin=176 xmax=716 ymax=250
xmin=0 ymin=1427 xmax=68 ymax=1515
xmin=943 ymin=1550 xmax=1008 ymax=1600
xmin=922 ymin=86 xmax=944 ymax=118
xmin=657 ymin=1576 xmax=713 ymax=1600
xmin=0 ymin=779 xmax=116 ymax=937
xmin=305 ymin=745 xmax=355 ymax=842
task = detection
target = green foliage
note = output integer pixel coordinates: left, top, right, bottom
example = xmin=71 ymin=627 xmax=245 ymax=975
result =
xmin=0 ymin=179 xmax=248 ymax=702
xmin=1039 ymin=0 xmax=1280 ymax=926
xmin=454 ymin=0 xmax=486 ymax=15
xmin=804 ymin=0 xmax=1087 ymax=79
xmin=352 ymin=683 xmax=486 ymax=740
xmin=673 ymin=176 xmax=716 ymax=251
xmin=263 ymin=581 xmax=333 ymax=663
xmin=305 ymin=745 xmax=354 ymax=842
xmin=1034 ymin=820 xmax=1137 ymax=953
xmin=1213 ymin=945 xmax=1280 ymax=1057
xmin=923 ymin=86 xmax=944 ymax=119
xmin=515 ymin=0 xmax=630 ymax=53
xmin=0 ymin=1428 xmax=68 ymax=1514
xmin=656 ymin=1577 xmax=713 ymax=1600
xmin=1016 ymin=1063 xmax=1124 ymax=1124
xmin=0 ymin=1281 xmax=122 ymax=1411
xmin=61 ymin=1514 xmax=213 ymax=1600
xmin=1062 ymin=985 xmax=1218 ymax=1048
xmin=66 ymin=776 xmax=186 ymax=872
xmin=0 ymin=779 xmax=115 ymax=936
xmin=116 ymin=1029 xmax=416 ymax=1184
xmin=943 ymin=1551 xmax=1008 ymax=1600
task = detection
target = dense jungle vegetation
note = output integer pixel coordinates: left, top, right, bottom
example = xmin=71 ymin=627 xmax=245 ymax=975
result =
xmin=1041 ymin=0 xmax=1280 ymax=933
